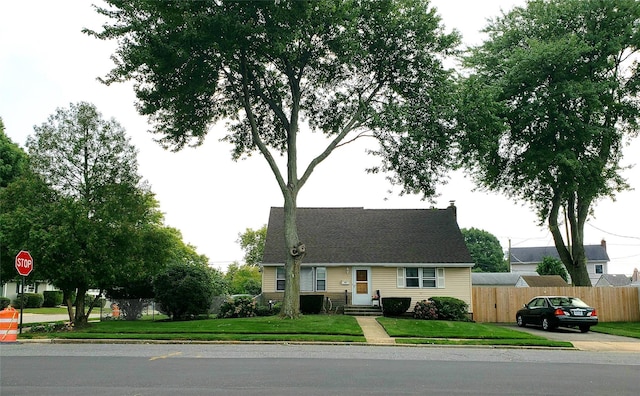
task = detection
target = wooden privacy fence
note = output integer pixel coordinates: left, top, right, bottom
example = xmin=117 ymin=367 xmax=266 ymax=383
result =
xmin=472 ymin=286 xmax=640 ymax=323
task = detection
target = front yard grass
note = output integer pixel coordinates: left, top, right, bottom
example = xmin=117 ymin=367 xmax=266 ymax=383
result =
xmin=377 ymin=317 xmax=573 ymax=348
xmin=21 ymin=315 xmax=366 ymax=343
xmin=590 ymin=322 xmax=640 ymax=339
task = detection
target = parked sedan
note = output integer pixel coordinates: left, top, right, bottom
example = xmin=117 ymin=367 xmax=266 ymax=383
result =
xmin=516 ymin=296 xmax=598 ymax=333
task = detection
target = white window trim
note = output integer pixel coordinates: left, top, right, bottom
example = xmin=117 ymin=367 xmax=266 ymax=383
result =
xmin=397 ymin=267 xmax=445 ymax=289
xmin=276 ymin=266 xmax=326 ymax=292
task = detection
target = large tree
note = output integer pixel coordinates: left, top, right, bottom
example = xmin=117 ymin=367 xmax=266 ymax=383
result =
xmin=20 ymin=102 xmax=157 ymax=324
xmin=88 ymin=0 xmax=460 ymax=317
xmin=461 ymin=228 xmax=506 ymax=273
xmin=0 ymin=119 xmax=29 ymax=282
xmin=458 ymin=0 xmax=640 ymax=285
xmin=237 ymin=226 xmax=266 ymax=267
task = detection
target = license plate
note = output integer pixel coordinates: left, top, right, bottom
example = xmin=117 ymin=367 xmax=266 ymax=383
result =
xmin=570 ymin=309 xmax=585 ymax=316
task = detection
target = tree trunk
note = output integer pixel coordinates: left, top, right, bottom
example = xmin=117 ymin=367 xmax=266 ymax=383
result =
xmin=548 ymin=192 xmax=592 ymax=286
xmin=74 ymin=287 xmax=88 ymax=327
xmin=63 ymin=289 xmax=75 ymax=323
xmin=281 ymin=198 xmax=303 ymax=318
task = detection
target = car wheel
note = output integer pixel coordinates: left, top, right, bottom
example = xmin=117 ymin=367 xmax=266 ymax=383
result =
xmin=579 ymin=325 xmax=590 ymax=333
xmin=516 ymin=314 xmax=526 ymax=327
xmin=542 ymin=317 xmax=555 ymax=331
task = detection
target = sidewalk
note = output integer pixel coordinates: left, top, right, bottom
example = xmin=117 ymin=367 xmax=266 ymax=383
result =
xmin=355 ymin=316 xmax=395 ymax=345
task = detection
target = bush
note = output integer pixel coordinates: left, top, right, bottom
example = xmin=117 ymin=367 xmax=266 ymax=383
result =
xmin=255 ymin=301 xmax=281 ymax=317
xmin=0 ymin=297 xmax=10 ymax=309
xmin=300 ymin=295 xmax=324 ymax=314
xmin=381 ymin=297 xmax=411 ymax=317
xmin=12 ymin=293 xmax=44 ymax=309
xmin=43 ymin=291 xmax=63 ymax=307
xmin=428 ymin=296 xmax=469 ymax=321
xmin=153 ymin=263 xmax=217 ymax=320
xmin=413 ymin=300 xmax=439 ymax=320
xmin=218 ymin=296 xmax=257 ymax=318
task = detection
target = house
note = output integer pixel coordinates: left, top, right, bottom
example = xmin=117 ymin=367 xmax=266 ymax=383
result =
xmin=472 ymin=272 xmax=538 ymax=287
xmin=509 ymin=240 xmax=610 ymax=285
xmin=515 ymin=275 xmax=568 ymax=287
xmin=595 ymin=274 xmax=632 ymax=287
xmin=1 ymin=280 xmax=57 ymax=303
xmin=260 ymin=205 xmax=475 ymax=313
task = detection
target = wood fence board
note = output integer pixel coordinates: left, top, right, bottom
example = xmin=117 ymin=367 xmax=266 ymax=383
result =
xmin=472 ymin=286 xmax=640 ymax=323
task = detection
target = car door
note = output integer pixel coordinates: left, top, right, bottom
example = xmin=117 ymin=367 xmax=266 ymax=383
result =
xmin=527 ymin=298 xmax=546 ymax=325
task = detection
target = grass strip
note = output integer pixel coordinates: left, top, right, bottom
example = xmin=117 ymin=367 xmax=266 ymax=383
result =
xmin=395 ymin=338 xmax=573 ymax=347
xmin=590 ymin=322 xmax=640 ymax=339
xmin=377 ymin=317 xmax=548 ymax=340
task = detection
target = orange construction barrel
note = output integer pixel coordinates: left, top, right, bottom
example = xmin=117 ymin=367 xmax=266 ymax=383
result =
xmin=0 ymin=306 xmax=19 ymax=343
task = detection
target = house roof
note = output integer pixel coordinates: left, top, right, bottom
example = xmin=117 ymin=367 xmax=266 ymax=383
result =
xmin=261 ymin=207 xmax=473 ymax=265
xmin=472 ymin=272 xmax=538 ymax=286
xmin=595 ymin=274 xmax=631 ymax=287
xmin=519 ymin=275 xmax=568 ymax=287
xmin=510 ymin=245 xmax=609 ymax=264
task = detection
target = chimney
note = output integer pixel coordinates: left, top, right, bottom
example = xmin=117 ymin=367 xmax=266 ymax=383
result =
xmin=633 ymin=268 xmax=639 ymax=283
xmin=601 ymin=239 xmax=607 ymax=251
xmin=448 ymin=200 xmax=457 ymax=220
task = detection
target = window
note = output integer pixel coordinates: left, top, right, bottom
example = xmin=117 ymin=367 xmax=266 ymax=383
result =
xmin=276 ymin=267 xmax=285 ymax=291
xmin=397 ymin=267 xmax=445 ymax=288
xmin=595 ymin=264 xmax=603 ymax=274
xmin=277 ymin=266 xmax=326 ymax=292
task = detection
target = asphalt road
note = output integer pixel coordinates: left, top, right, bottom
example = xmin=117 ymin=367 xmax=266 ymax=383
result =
xmin=1 ymin=344 xmax=638 ymax=395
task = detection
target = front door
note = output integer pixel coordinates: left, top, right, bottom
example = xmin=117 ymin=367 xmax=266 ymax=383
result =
xmin=352 ymin=267 xmax=371 ymax=305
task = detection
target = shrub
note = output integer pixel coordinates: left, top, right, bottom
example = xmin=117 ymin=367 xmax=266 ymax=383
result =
xmin=153 ymin=263 xmax=217 ymax=320
xmin=428 ymin=296 xmax=469 ymax=321
xmin=12 ymin=293 xmax=44 ymax=309
xmin=218 ymin=296 xmax=257 ymax=318
xmin=0 ymin=297 xmax=10 ymax=309
xmin=413 ymin=300 xmax=439 ymax=320
xmin=381 ymin=297 xmax=411 ymax=317
xmin=300 ymin=295 xmax=324 ymax=314
xmin=43 ymin=291 xmax=63 ymax=307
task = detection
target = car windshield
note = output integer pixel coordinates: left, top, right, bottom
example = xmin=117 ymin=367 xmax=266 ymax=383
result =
xmin=549 ymin=297 xmax=589 ymax=307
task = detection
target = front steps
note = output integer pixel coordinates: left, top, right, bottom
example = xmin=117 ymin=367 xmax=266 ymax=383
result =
xmin=343 ymin=305 xmax=382 ymax=316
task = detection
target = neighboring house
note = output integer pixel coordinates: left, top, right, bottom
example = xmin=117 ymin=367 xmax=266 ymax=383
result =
xmin=595 ymin=274 xmax=632 ymax=287
xmin=472 ymin=272 xmax=538 ymax=287
xmin=509 ymin=240 xmax=610 ymax=285
xmin=1 ymin=280 xmax=57 ymax=303
xmin=515 ymin=275 xmax=569 ymax=287
xmin=260 ymin=205 xmax=475 ymax=313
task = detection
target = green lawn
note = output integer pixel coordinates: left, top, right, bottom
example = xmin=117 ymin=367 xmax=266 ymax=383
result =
xmin=21 ymin=315 xmax=366 ymax=343
xmin=377 ymin=317 xmax=573 ymax=348
xmin=591 ymin=322 xmax=640 ymax=339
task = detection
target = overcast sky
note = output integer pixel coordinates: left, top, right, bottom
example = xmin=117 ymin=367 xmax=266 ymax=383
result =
xmin=1 ymin=0 xmax=639 ymax=275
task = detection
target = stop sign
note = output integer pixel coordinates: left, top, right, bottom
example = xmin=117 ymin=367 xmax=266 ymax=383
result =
xmin=15 ymin=250 xmax=34 ymax=276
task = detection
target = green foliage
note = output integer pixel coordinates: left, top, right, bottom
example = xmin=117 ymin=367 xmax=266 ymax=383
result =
xmin=42 ymin=291 xmax=63 ymax=307
xmin=0 ymin=297 xmax=10 ymax=309
xmin=88 ymin=0 xmax=461 ymax=318
xmin=218 ymin=296 xmax=257 ymax=319
xmin=537 ymin=256 xmax=569 ymax=282
xmin=12 ymin=293 xmax=44 ymax=309
xmin=237 ymin=226 xmax=266 ymax=267
xmin=381 ymin=297 xmax=412 ymax=317
xmin=300 ymin=295 xmax=324 ymax=314
xmin=413 ymin=300 xmax=439 ymax=320
xmin=461 ymin=228 xmax=506 ymax=272
xmin=458 ymin=0 xmax=640 ymax=286
xmin=153 ymin=262 xmax=218 ymax=320
xmin=428 ymin=297 xmax=469 ymax=321
xmin=0 ymin=117 xmax=28 ymax=188
xmin=224 ymin=262 xmax=261 ymax=295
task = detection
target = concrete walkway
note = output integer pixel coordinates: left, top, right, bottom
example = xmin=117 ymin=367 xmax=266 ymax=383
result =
xmin=355 ymin=316 xmax=395 ymax=345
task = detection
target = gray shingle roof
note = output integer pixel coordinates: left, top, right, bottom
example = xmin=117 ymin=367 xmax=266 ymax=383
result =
xmin=262 ymin=207 xmax=473 ymax=265
xmin=595 ymin=274 xmax=631 ymax=287
xmin=472 ymin=272 xmax=537 ymax=286
xmin=510 ymin=245 xmax=609 ymax=264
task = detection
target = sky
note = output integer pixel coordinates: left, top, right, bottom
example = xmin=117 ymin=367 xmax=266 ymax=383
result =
xmin=1 ymin=1 xmax=639 ymax=276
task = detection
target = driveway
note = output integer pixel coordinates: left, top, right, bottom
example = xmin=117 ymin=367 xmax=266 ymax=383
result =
xmin=506 ymin=323 xmax=640 ymax=352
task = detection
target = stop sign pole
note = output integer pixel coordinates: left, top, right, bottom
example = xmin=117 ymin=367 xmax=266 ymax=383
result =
xmin=15 ymin=250 xmax=34 ymax=334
